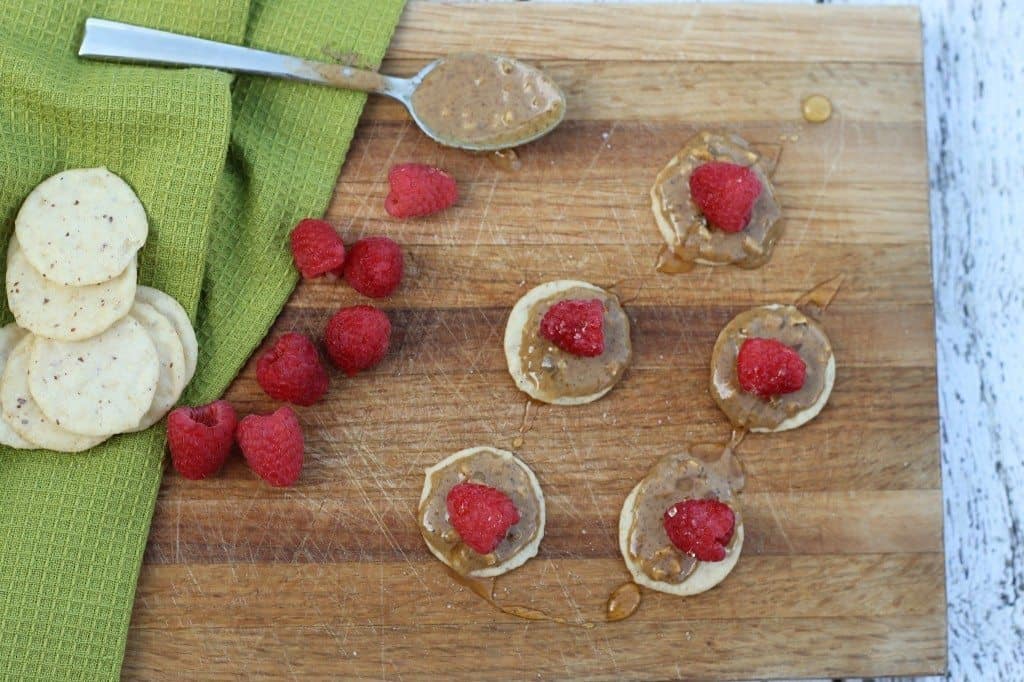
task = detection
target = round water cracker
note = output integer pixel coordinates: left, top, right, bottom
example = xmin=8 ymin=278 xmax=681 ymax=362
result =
xmin=1 ymin=335 xmax=107 ymax=453
xmin=6 ymin=237 xmax=136 ymax=341
xmin=503 ymin=279 xmax=627 ymax=406
xmin=418 ymin=446 xmax=546 ymax=578
xmin=128 ymin=301 xmax=187 ymax=431
xmin=710 ymin=304 xmax=836 ymax=433
xmin=15 ymin=167 xmax=147 ymax=286
xmin=0 ymin=324 xmax=34 ymax=449
xmin=29 ymin=316 xmax=159 ymax=436
xmin=134 ymin=286 xmax=197 ymax=382
xmin=618 ymin=482 xmax=744 ymax=596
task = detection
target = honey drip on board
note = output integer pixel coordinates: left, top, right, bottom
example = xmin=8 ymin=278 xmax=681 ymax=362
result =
xmin=445 ymin=567 xmax=596 ymax=629
xmin=655 ymin=245 xmax=695 ymax=274
xmin=511 ymin=399 xmax=538 ymax=449
xmin=489 ymin=148 xmax=523 ymax=171
xmin=605 ymin=582 xmax=641 ymax=622
xmin=795 ymin=274 xmax=845 ymax=318
xmin=801 ymin=95 xmax=833 ymax=123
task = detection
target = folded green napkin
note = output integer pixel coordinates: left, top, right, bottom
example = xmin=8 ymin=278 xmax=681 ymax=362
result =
xmin=0 ymin=0 xmax=404 ymax=678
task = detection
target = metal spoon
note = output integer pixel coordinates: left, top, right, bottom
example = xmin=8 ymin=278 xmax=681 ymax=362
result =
xmin=78 ymin=18 xmax=566 ymax=151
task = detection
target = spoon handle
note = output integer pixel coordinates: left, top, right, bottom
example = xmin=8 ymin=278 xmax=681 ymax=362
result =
xmin=78 ymin=18 xmax=411 ymax=100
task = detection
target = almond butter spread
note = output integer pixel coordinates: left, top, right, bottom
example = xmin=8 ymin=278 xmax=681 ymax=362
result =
xmin=517 ymin=287 xmax=631 ymax=402
xmin=711 ymin=305 xmax=832 ymax=431
xmin=624 ymin=448 xmax=743 ymax=584
xmin=412 ymin=53 xmax=565 ymax=149
xmin=651 ymin=131 xmax=781 ymax=269
xmin=418 ymin=450 xmax=541 ymax=574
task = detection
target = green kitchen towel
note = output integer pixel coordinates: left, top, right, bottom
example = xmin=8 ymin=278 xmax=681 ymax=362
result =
xmin=0 ymin=0 xmax=405 ymax=678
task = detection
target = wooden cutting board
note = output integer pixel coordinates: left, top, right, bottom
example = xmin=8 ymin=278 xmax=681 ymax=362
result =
xmin=123 ymin=3 xmax=946 ymax=679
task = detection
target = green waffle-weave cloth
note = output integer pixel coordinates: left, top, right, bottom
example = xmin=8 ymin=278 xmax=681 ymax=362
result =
xmin=0 ymin=0 xmax=405 ymax=678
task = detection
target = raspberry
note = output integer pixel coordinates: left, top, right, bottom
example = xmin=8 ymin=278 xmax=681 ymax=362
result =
xmin=689 ymin=161 xmax=763 ymax=233
xmin=663 ymin=499 xmax=736 ymax=562
xmin=324 ymin=305 xmax=391 ymax=376
xmin=342 ymin=237 xmax=404 ymax=298
xmin=384 ymin=163 xmax=458 ymax=218
xmin=737 ymin=337 xmax=807 ymax=398
xmin=166 ymin=400 xmax=238 ymax=480
xmin=539 ymin=298 xmax=605 ymax=357
xmin=256 ymin=332 xmax=329 ymax=406
xmin=237 ymin=406 xmax=304 ymax=487
xmin=290 ymin=218 xmax=345 ymax=278
xmin=446 ymin=482 xmax=521 ymax=554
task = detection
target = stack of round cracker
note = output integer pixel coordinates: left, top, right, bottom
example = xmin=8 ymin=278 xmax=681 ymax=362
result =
xmin=0 ymin=168 xmax=197 ymax=452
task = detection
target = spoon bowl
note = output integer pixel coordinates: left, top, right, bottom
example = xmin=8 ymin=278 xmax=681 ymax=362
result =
xmin=401 ymin=53 xmax=567 ymax=151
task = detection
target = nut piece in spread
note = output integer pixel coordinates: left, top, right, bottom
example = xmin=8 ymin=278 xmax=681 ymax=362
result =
xmin=650 ymin=131 xmax=782 ymax=271
xmin=504 ymin=280 xmax=632 ymax=405
xmin=618 ymin=449 xmax=744 ymax=596
xmin=418 ymin=446 xmax=545 ymax=578
xmin=711 ymin=304 xmax=835 ymax=433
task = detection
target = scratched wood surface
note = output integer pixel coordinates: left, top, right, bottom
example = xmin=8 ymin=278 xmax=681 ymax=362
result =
xmin=122 ymin=3 xmax=945 ymax=679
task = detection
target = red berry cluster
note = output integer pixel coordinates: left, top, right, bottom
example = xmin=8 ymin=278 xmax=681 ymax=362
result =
xmin=170 ymin=163 xmax=459 ymax=487
xmin=167 ymin=401 xmax=303 ymax=488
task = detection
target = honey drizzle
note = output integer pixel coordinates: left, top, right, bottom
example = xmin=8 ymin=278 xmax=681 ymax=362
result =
xmin=605 ymin=582 xmax=642 ymax=622
xmin=445 ymin=567 xmax=595 ymax=628
xmin=795 ymin=274 xmax=845 ymax=318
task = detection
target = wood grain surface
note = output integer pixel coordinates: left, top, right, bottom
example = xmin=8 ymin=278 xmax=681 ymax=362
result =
xmin=123 ymin=3 xmax=945 ymax=679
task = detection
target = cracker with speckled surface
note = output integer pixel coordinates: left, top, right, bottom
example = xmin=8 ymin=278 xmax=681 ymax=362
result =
xmin=128 ymin=301 xmax=187 ymax=431
xmin=14 ymin=167 xmax=147 ymax=286
xmin=6 ymin=237 xmax=136 ymax=341
xmin=1 ymin=335 xmax=106 ymax=452
xmin=0 ymin=324 xmax=34 ymax=449
xmin=29 ymin=316 xmax=159 ymax=436
xmin=134 ymin=286 xmax=197 ymax=381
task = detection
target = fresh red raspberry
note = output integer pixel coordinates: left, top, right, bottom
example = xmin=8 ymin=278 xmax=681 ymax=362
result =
xmin=539 ymin=298 xmax=605 ymax=357
xmin=689 ymin=161 xmax=763 ymax=233
xmin=323 ymin=305 xmax=391 ymax=376
xmin=342 ymin=236 xmax=404 ymax=298
xmin=736 ymin=337 xmax=807 ymax=398
xmin=255 ymin=332 xmax=329 ymax=406
xmin=663 ymin=499 xmax=736 ymax=562
xmin=237 ymin=406 xmax=304 ymax=487
xmin=166 ymin=400 xmax=238 ymax=480
xmin=290 ymin=218 xmax=345 ymax=278
xmin=384 ymin=163 xmax=458 ymax=218
xmin=446 ymin=482 xmax=521 ymax=554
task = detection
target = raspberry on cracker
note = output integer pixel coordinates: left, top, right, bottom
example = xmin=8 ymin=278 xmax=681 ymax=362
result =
xmin=663 ymin=499 xmax=736 ymax=562
xmin=504 ymin=280 xmax=632 ymax=406
xmin=736 ymin=337 xmax=807 ymax=398
xmin=418 ymin=446 xmax=546 ymax=578
xmin=167 ymin=400 xmax=238 ymax=480
xmin=689 ymin=161 xmax=763 ymax=234
xmin=385 ymin=163 xmax=458 ymax=218
xmin=256 ymin=332 xmax=329 ymax=406
xmin=539 ymin=298 xmax=605 ymax=357
xmin=290 ymin=218 xmax=345 ymax=279
xmin=446 ymin=482 xmax=521 ymax=554
xmin=710 ymin=304 xmax=835 ymax=432
xmin=618 ymin=450 xmax=745 ymax=597
xmin=324 ymin=305 xmax=391 ymax=376
xmin=651 ymin=131 xmax=782 ymax=270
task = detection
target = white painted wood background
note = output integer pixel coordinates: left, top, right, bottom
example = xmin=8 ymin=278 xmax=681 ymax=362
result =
xmin=780 ymin=2 xmax=1023 ymax=679
xmin=523 ymin=0 xmax=1023 ymax=679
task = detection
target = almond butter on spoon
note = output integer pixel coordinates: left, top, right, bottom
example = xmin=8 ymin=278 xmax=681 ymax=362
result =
xmin=79 ymin=20 xmax=566 ymax=151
